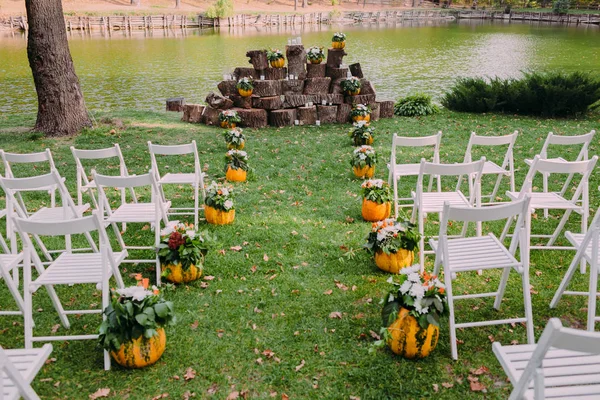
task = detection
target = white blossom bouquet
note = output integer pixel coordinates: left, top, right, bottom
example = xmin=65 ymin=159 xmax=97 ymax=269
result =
xmin=205 ymin=181 xmax=235 ymax=212
xmin=306 ymin=46 xmax=325 ymax=62
xmin=350 ymin=145 xmax=377 ymax=169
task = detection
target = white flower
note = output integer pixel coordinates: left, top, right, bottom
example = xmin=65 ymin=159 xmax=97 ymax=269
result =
xmin=400 ymin=264 xmax=420 ymax=276
xmin=414 ymin=299 xmax=429 ymax=314
xmin=359 ymin=154 xmax=367 ymax=160
xmin=186 ymin=230 xmax=196 ymax=239
xmin=221 ymin=187 xmax=229 ymax=196
xmin=399 ymin=280 xmax=412 ymax=295
xmin=117 ymin=286 xmax=153 ymax=301
xmin=160 ymin=225 xmax=175 ymax=236
xmin=409 ymin=283 xmax=425 ymax=300
xmin=408 ymin=272 xmax=421 ymax=283
xmin=376 ymin=231 xmax=387 ymax=242
xmin=224 ymin=200 xmax=234 ymax=210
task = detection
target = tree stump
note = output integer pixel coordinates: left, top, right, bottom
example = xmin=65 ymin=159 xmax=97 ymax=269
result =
xmin=201 ymin=106 xmax=220 ymax=126
xmin=264 ymin=67 xmax=287 ymax=81
xmin=254 ymin=80 xmax=281 ymax=97
xmin=285 ymin=45 xmax=307 ymax=80
xmin=182 ymin=104 xmax=205 ymax=123
xmin=349 ymin=63 xmax=364 ymax=78
xmin=236 ymin=108 xmax=268 ymax=128
xmin=317 ymin=105 xmax=338 ymax=124
xmin=281 ymin=80 xmax=304 ymax=95
xmin=252 ymin=96 xmax=283 ymax=110
xmin=303 ymin=78 xmax=331 ymax=95
xmin=378 ymin=100 xmax=395 ymax=118
xmin=205 ymin=92 xmax=233 ymax=110
xmin=345 ymin=94 xmax=376 ymax=105
xmin=217 ymin=80 xmax=238 ymax=97
xmin=306 ymin=63 xmax=326 ymax=78
xmin=369 ymin=102 xmax=381 ymax=121
xmin=360 ymin=79 xmax=376 ymax=96
xmin=283 ymin=95 xmax=319 ymax=108
xmin=326 ymin=48 xmax=347 ymax=68
xmin=326 ymin=67 xmax=349 ymax=81
xmin=297 ymin=106 xmax=317 ymax=125
xmin=336 ymin=103 xmax=352 ymax=124
xmin=233 ymin=67 xmax=258 ymax=79
xmin=246 ymin=50 xmax=268 ymax=70
xmin=166 ymin=97 xmax=184 ymax=112
xmin=231 ymin=94 xmax=254 ymax=109
xmin=269 ymin=109 xmax=297 ymax=127
xmin=319 ymin=94 xmax=345 ymax=105
xmin=330 ymin=78 xmax=344 ymax=95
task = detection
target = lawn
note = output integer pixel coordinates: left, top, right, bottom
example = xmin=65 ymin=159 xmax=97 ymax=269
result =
xmin=0 ymin=109 xmax=599 ymax=399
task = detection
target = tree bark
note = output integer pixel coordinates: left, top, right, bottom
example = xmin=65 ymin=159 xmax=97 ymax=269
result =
xmin=297 ymin=106 xmax=317 ymax=125
xmin=26 ymin=0 xmax=91 ymax=136
xmin=306 ymin=63 xmax=327 ymax=78
xmin=378 ymin=100 xmax=395 ymax=118
xmin=269 ymin=109 xmax=297 ymax=127
xmin=166 ymin=97 xmax=185 ymax=111
xmin=182 ymin=104 xmax=205 ymax=123
xmin=303 ymin=77 xmax=332 ymax=95
xmin=317 ymin=105 xmax=338 ymax=124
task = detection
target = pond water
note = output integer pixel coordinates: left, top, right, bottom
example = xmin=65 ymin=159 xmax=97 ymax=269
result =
xmin=0 ymin=20 xmax=598 ymax=114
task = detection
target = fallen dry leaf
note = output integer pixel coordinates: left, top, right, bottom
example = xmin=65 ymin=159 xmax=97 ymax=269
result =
xmin=230 ymin=245 xmax=243 ymax=251
xmin=263 ymin=254 xmax=269 ymax=262
xmin=227 ymin=392 xmax=239 ymax=400
xmin=295 ymin=359 xmax=305 ymax=372
xmin=51 ymin=324 xmax=60 ymax=334
xmin=349 ymin=396 xmax=361 ymax=400
xmin=256 ymin=358 xmax=263 ymax=365
xmin=262 ymin=349 xmax=275 ymax=358
xmin=369 ymin=330 xmax=381 ymax=340
xmin=207 ymin=383 xmax=219 ymax=395
xmin=432 ymin=384 xmax=439 ymax=393
xmin=269 ymin=391 xmax=277 ymax=398
xmin=254 ymin=307 xmax=262 ymax=313
xmin=441 ymin=382 xmax=454 ymax=389
xmin=204 ymin=276 xmax=215 ymax=281
xmin=267 ymin=274 xmax=277 ymax=280
xmin=281 ymin=394 xmax=289 ymax=400
xmin=190 ymin=321 xmax=199 ymax=330
xmin=335 ymin=281 xmax=348 ymax=291
xmin=183 ymin=391 xmax=196 ymax=400
xmin=469 ymin=381 xmax=486 ymax=392
xmin=323 ymin=289 xmax=333 ymax=295
xmin=151 ymin=394 xmax=169 ymax=400
xmin=184 ymin=367 xmax=196 ymax=381
xmin=218 ymin=249 xmax=226 ymax=255
xmin=329 ymin=311 xmax=343 ymax=319
xmin=200 ymin=282 xmax=209 ymax=289
xmin=471 ymin=366 xmax=490 ymax=375
xmin=250 ymin=265 xmax=257 ymax=273
xmin=89 ymin=388 xmax=110 ymax=399
xmin=353 ymin=313 xmax=365 ymax=319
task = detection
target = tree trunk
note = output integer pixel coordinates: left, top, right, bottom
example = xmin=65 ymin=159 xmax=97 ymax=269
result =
xmin=175 ymin=0 xmax=180 ymax=8
xmin=302 ymin=0 xmax=307 ymax=7
xmin=25 ymin=0 xmax=91 ymax=136
xmin=269 ymin=109 xmax=297 ymax=127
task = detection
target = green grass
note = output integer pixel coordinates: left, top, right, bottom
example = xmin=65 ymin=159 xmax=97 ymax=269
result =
xmin=0 ymin=109 xmax=599 ymax=399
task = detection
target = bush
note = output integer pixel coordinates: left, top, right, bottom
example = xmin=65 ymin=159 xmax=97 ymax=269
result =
xmin=205 ymin=0 xmax=234 ymax=18
xmin=441 ymin=72 xmax=600 ymax=117
xmin=553 ymin=0 xmax=570 ymax=14
xmin=394 ymin=93 xmax=439 ymax=117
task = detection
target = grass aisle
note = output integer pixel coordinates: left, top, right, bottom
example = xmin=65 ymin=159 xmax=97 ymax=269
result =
xmin=0 ymin=109 xmax=598 ymax=399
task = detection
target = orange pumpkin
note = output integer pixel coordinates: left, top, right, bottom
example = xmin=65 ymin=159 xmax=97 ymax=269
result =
xmin=220 ymin=121 xmax=236 ymax=129
xmin=374 ymin=249 xmax=414 ymax=274
xmin=238 ymin=88 xmax=253 ymax=98
xmin=161 ymin=263 xmax=202 ymax=283
xmin=353 ymin=114 xmax=371 ymax=123
xmin=353 ymin=165 xmax=375 ymax=179
xmin=227 ymin=142 xmax=245 ymax=150
xmin=205 ymin=205 xmax=235 ymax=225
xmin=387 ymin=307 xmax=439 ymax=359
xmin=332 ymin=41 xmax=345 ymax=49
xmin=270 ymin=58 xmax=285 ymax=68
xmin=309 ymin=58 xmax=323 ymax=65
xmin=348 ymin=89 xmax=361 ymax=96
xmin=361 ymin=199 xmax=391 ymax=222
xmin=111 ymin=328 xmax=166 ymax=369
xmin=225 ymin=166 xmax=247 ymax=182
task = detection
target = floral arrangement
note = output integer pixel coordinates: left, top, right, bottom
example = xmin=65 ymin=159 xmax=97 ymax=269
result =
xmin=306 ymin=46 xmax=325 ymax=62
xmin=219 ymin=110 xmax=241 ymax=124
xmin=350 ymin=104 xmax=371 ymax=118
xmin=224 ymin=149 xmax=249 ymax=172
xmin=223 ymin=128 xmax=246 ymax=149
xmin=266 ymin=48 xmax=284 ymax=61
xmin=350 ymin=145 xmax=377 ymax=169
xmin=158 ymin=222 xmax=210 ymax=273
xmin=360 ymin=179 xmax=392 ymax=204
xmin=341 ymin=77 xmax=362 ymax=93
xmin=332 ymin=32 xmax=346 ymax=42
xmin=98 ymin=285 xmax=176 ymax=352
xmin=204 ymin=181 xmax=235 ymax=212
xmin=381 ymin=266 xmax=448 ymax=329
xmin=364 ymin=218 xmax=420 ymax=255
xmin=348 ymin=121 xmax=374 ymax=145
xmin=236 ymin=77 xmax=254 ymax=91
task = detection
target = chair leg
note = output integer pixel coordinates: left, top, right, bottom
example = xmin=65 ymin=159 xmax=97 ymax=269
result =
xmin=500 ymin=216 xmax=513 ymax=242
xmin=444 ymin=270 xmax=458 ymax=360
xmin=489 ymin=173 xmax=504 ymax=204
xmin=494 ymin=267 xmax=511 ymax=310
xmin=588 ymin=231 xmax=599 ymax=331
xmin=194 ymin=183 xmax=199 ymax=229
xmin=393 ymin=176 xmax=399 ymax=220
xmin=521 ymin=268 xmax=534 ymax=344
xmin=1 ymin=266 xmax=26 ymax=315
xmin=547 ymin=209 xmax=572 ymax=247
xmin=419 ymin=213 xmax=425 ymax=272
xmin=550 ymin=249 xmax=585 ymax=309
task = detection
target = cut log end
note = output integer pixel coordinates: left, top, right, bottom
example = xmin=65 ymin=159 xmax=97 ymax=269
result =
xmin=166 ymin=97 xmax=185 ymax=112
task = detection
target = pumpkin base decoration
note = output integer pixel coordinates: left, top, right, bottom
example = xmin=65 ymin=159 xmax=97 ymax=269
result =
xmin=220 ymin=121 xmax=236 ymax=129
xmin=157 ymin=223 xmax=210 ymax=284
xmin=374 ymin=249 xmax=414 ymax=274
xmin=359 ymin=180 xmax=392 ymax=222
xmin=226 ymin=166 xmax=247 ymax=182
xmin=361 ymin=199 xmax=390 ymax=221
xmin=205 ymin=205 xmax=235 ymax=225
xmin=270 ymin=58 xmax=285 ymax=68
xmin=204 ymin=182 xmax=236 ymax=225
xmin=238 ymin=88 xmax=253 ymax=98
xmin=227 ymin=142 xmax=245 ymax=150
xmin=224 ymin=127 xmax=246 ymax=151
xmin=353 ymin=165 xmax=375 ymax=179
xmin=352 ymin=114 xmax=371 ymax=123
xmin=161 ymin=263 xmax=203 ymax=284
xmin=309 ymin=58 xmax=324 ymax=64
xmin=332 ymin=41 xmax=346 ymax=49
xmin=111 ymin=327 xmax=167 ymax=368
xmin=386 ymin=307 xmax=439 ymax=359
xmin=348 ymin=89 xmax=361 ymax=96
xmin=224 ymin=149 xmax=249 ymax=183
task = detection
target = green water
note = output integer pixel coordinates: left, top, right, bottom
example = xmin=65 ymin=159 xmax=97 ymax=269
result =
xmin=0 ymin=20 xmax=598 ymax=114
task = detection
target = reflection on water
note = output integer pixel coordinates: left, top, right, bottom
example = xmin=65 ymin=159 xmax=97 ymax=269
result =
xmin=0 ymin=20 xmax=598 ymax=114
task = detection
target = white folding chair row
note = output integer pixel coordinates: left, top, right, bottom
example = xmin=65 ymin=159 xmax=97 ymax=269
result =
xmin=430 ymin=197 xmax=534 ymax=360
xmin=1 ymin=343 xmax=53 ymax=400
xmin=494 ymin=318 xmax=600 ymax=400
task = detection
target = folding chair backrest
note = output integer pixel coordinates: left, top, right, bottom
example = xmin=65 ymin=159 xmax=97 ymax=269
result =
xmin=419 ymin=158 xmax=486 ymax=178
xmin=442 ymin=196 xmax=531 ymax=225
xmin=148 ymin=141 xmax=200 ymax=176
xmin=14 ymin=213 xmax=101 ymax=238
xmin=521 ymin=155 xmax=598 ymax=196
xmin=464 ymin=131 xmax=518 ymax=162
xmin=93 ymin=171 xmax=156 ymax=190
xmin=540 ymin=130 xmax=595 ymax=161
xmin=390 ymin=132 xmax=442 ymax=165
xmin=70 ymin=144 xmax=129 ymax=174
xmin=0 ymin=149 xmax=56 ymax=178
xmin=0 ymin=345 xmax=48 ymax=400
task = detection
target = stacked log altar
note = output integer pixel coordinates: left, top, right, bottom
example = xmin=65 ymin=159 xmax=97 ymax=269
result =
xmin=183 ymin=46 xmax=394 ymax=128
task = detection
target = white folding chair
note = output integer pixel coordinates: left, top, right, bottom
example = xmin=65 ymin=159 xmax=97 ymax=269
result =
xmin=493 ymin=318 xmax=600 ymax=400
xmin=14 ymin=213 xmax=126 ymax=370
xmin=412 ymin=158 xmax=485 ymax=270
xmin=93 ymin=170 xmax=171 ymax=286
xmin=525 ymin=130 xmax=595 ymax=218
xmin=551 ymin=207 xmax=600 ymax=331
xmin=0 ymin=343 xmax=53 ymax=400
xmin=0 ymin=249 xmax=26 ymax=323
xmin=456 ymin=131 xmax=518 ymax=204
xmin=387 ymin=132 xmax=442 ymax=219
xmin=431 ymin=197 xmax=534 ymax=360
xmin=148 ymin=141 xmax=205 ymax=228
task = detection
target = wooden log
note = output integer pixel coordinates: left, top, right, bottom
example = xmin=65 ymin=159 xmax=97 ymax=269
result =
xmin=297 ymin=106 xmax=317 ymax=125
xmin=264 ymin=67 xmax=287 ymax=81
xmin=336 ymin=103 xmax=352 ymax=124
xmin=369 ymin=102 xmax=381 ymax=121
xmin=230 ymin=94 xmax=254 ymax=109
xmin=281 ymin=80 xmax=304 ymax=95
xmin=253 ymin=80 xmax=281 ymax=97
xmin=345 ymin=94 xmax=376 ymax=105
xmin=319 ymin=94 xmax=345 ymax=105
xmin=317 ymin=105 xmax=338 ymax=124
xmin=326 ymin=67 xmax=349 ymax=81
xmin=218 ymin=80 xmax=238 ymax=97
xmin=269 ymin=109 xmax=297 ymax=127
xmin=233 ymin=67 xmax=258 ymax=79
xmin=205 ymin=92 xmax=233 ymax=109
xmin=285 ymin=45 xmax=307 ymax=80
xmin=378 ymin=100 xmax=395 ymax=118
xmin=246 ymin=49 xmax=268 ymax=70
xmin=182 ymin=104 xmax=205 ymax=123
xmin=303 ymin=77 xmax=332 ymax=95
xmin=166 ymin=97 xmax=184 ymax=112
xmin=306 ymin=63 xmax=326 ymax=78
xmin=252 ymin=96 xmax=283 ymax=110
xmin=330 ymin=78 xmax=344 ymax=95
xmin=349 ymin=63 xmax=363 ymax=78
xmin=201 ymin=106 xmax=220 ymax=126
xmin=283 ymin=95 xmax=319 ymax=108
xmin=236 ymin=108 xmax=268 ymax=128
xmin=326 ymin=48 xmax=347 ymax=68
xmin=360 ymin=79 xmax=376 ymax=95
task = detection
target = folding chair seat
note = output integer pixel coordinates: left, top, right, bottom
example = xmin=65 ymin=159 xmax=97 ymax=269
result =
xmin=431 ymin=197 xmax=534 ymax=360
xmin=387 ymin=132 xmax=442 ymax=218
xmin=411 ymin=157 xmax=485 ymax=270
xmin=493 ymin=318 xmax=600 ymax=400
xmin=0 ymin=343 xmax=53 ymax=400
xmin=148 ymin=141 xmax=205 ymax=228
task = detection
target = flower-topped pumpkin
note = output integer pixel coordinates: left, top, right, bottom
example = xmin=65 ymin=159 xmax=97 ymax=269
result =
xmin=332 ymin=32 xmax=346 ymax=49
xmin=365 ymin=218 xmax=420 ymax=273
xmin=158 ymin=223 xmax=211 ymax=283
xmin=267 ymin=49 xmax=285 ymax=68
xmin=236 ymin=77 xmax=254 ymax=97
xmin=219 ymin=110 xmax=242 ymax=129
xmin=306 ymin=46 xmax=325 ymax=64
xmin=204 ymin=181 xmax=235 ymax=225
xmin=350 ymin=104 xmax=372 ymax=122
xmin=341 ymin=77 xmax=362 ymax=96
xmin=224 ymin=149 xmax=249 ymax=182
xmin=350 ymin=145 xmax=377 ymax=179
xmin=360 ymin=179 xmax=392 ymax=221
xmin=223 ymin=127 xmax=246 ymax=150
xmin=348 ymin=121 xmax=374 ymax=146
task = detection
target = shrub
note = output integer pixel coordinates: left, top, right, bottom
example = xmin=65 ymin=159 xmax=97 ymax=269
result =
xmin=394 ymin=93 xmax=439 ymax=117
xmin=441 ymin=72 xmax=600 ymax=117
xmin=553 ymin=0 xmax=570 ymax=14
xmin=205 ymin=0 xmax=233 ymax=18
